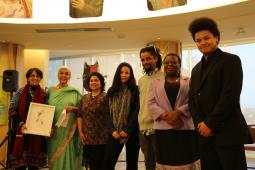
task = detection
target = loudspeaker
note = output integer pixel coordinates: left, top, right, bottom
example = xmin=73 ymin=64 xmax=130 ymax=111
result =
xmin=2 ymin=70 xmax=19 ymax=92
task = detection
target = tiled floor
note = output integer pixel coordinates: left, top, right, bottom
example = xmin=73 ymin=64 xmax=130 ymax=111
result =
xmin=1 ymin=150 xmax=255 ymax=170
xmin=246 ymin=150 xmax=255 ymax=170
xmin=0 ymin=149 xmax=146 ymax=170
xmin=115 ymin=149 xmax=145 ymax=170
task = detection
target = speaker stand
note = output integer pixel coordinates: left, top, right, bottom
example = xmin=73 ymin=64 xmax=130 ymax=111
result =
xmin=0 ymin=91 xmax=14 ymax=170
xmin=0 ymin=136 xmax=8 ymax=169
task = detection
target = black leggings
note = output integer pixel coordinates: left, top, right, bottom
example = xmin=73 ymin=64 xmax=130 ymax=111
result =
xmin=83 ymin=144 xmax=106 ymax=170
xmin=103 ymin=132 xmax=140 ymax=170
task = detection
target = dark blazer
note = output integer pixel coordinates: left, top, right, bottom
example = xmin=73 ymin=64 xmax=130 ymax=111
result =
xmin=189 ymin=48 xmax=253 ymax=146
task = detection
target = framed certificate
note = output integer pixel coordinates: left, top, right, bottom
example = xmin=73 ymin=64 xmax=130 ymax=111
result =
xmin=24 ymin=102 xmax=55 ymax=136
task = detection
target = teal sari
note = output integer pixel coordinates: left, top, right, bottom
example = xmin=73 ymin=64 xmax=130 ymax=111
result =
xmin=47 ymin=86 xmax=82 ymax=170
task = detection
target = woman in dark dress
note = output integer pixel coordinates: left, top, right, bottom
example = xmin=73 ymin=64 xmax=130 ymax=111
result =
xmin=77 ymin=72 xmax=108 ymax=170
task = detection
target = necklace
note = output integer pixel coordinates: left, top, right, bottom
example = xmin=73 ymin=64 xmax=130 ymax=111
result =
xmin=56 ymin=84 xmax=68 ymax=89
xmin=91 ymin=91 xmax=100 ymax=98
xmin=166 ymin=77 xmax=179 ymax=83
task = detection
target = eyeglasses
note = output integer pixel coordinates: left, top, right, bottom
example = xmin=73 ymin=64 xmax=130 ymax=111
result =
xmin=163 ymin=61 xmax=179 ymax=66
xmin=30 ymin=74 xmax=41 ymax=78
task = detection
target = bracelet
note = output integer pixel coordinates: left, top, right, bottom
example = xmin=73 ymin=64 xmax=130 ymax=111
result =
xmin=19 ymin=121 xmax=24 ymax=126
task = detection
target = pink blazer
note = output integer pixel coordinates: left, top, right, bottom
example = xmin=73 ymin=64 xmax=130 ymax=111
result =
xmin=148 ymin=76 xmax=195 ymax=130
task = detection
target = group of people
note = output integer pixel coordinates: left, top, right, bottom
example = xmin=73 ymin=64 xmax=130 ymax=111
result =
xmin=7 ymin=17 xmax=253 ymax=170
xmin=8 ymin=66 xmax=83 ymax=170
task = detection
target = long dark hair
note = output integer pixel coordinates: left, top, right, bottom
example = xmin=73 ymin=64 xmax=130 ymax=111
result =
xmin=108 ymin=62 xmax=136 ymax=97
xmin=139 ymin=46 xmax=162 ymax=71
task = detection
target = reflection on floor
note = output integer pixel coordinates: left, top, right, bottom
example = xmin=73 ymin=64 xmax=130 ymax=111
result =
xmin=1 ymin=150 xmax=255 ymax=170
xmin=247 ymin=150 xmax=255 ymax=170
xmin=115 ymin=149 xmax=145 ymax=170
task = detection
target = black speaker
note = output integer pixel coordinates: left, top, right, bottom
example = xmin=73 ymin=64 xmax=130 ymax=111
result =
xmin=2 ymin=70 xmax=19 ymax=92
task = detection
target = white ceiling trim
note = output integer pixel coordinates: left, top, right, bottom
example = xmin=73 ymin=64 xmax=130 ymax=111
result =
xmin=0 ymin=0 xmax=248 ymax=24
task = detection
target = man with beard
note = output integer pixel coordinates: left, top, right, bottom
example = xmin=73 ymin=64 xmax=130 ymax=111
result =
xmin=138 ymin=46 xmax=163 ymax=170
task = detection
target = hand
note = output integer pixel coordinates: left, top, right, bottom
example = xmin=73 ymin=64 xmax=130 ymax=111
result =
xmin=112 ymin=130 xmax=120 ymax=139
xmin=71 ymin=0 xmax=85 ymax=10
xmin=164 ymin=110 xmax=181 ymax=124
xmin=170 ymin=118 xmax=183 ymax=129
xmin=119 ymin=131 xmax=128 ymax=138
xmin=21 ymin=124 xmax=27 ymax=134
xmin=159 ymin=112 xmax=168 ymax=120
xmin=160 ymin=0 xmax=172 ymax=8
xmin=65 ymin=106 xmax=77 ymax=113
xmin=197 ymin=122 xmax=213 ymax=137
xmin=49 ymin=128 xmax=54 ymax=138
xmin=79 ymin=132 xmax=86 ymax=145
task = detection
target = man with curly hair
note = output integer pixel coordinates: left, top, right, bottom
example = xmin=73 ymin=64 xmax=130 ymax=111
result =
xmin=188 ymin=17 xmax=253 ymax=170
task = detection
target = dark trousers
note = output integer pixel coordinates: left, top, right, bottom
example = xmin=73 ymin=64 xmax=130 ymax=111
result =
xmin=200 ymin=141 xmax=247 ymax=170
xmin=139 ymin=133 xmax=157 ymax=170
xmin=16 ymin=166 xmax=38 ymax=170
xmin=103 ymin=132 xmax=140 ymax=170
xmin=83 ymin=144 xmax=106 ymax=170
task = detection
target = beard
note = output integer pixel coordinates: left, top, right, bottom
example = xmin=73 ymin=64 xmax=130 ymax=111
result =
xmin=143 ymin=65 xmax=155 ymax=75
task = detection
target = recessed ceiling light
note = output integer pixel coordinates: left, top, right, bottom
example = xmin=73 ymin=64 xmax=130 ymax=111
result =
xmin=117 ymin=34 xmax=126 ymax=39
xmin=236 ymin=27 xmax=245 ymax=36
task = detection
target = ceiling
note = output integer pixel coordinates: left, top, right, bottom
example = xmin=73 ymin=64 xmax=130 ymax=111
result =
xmin=0 ymin=0 xmax=255 ymax=58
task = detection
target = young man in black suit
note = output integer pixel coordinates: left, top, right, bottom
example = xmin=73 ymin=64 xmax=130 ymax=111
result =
xmin=188 ymin=17 xmax=253 ymax=170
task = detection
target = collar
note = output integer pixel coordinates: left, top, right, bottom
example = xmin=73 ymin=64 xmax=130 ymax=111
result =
xmin=145 ymin=68 xmax=159 ymax=76
xmin=201 ymin=48 xmax=222 ymax=64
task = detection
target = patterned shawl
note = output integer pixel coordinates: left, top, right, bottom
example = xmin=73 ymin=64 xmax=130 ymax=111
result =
xmin=109 ymin=86 xmax=131 ymax=131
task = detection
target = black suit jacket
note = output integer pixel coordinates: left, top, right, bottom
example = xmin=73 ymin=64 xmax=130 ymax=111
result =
xmin=189 ymin=48 xmax=253 ymax=146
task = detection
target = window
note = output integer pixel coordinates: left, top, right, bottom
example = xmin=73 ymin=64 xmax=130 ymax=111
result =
xmin=48 ymin=52 xmax=141 ymax=93
xmin=48 ymin=59 xmax=65 ymax=87
xmin=228 ymin=43 xmax=255 ymax=124
xmin=182 ymin=42 xmax=255 ymax=124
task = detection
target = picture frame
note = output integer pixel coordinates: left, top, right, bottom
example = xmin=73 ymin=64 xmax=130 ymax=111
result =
xmin=24 ymin=102 xmax=55 ymax=137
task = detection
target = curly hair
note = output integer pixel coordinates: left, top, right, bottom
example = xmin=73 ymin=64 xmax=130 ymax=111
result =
xmin=188 ymin=17 xmax=220 ymax=42
xmin=140 ymin=46 xmax=162 ymax=71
